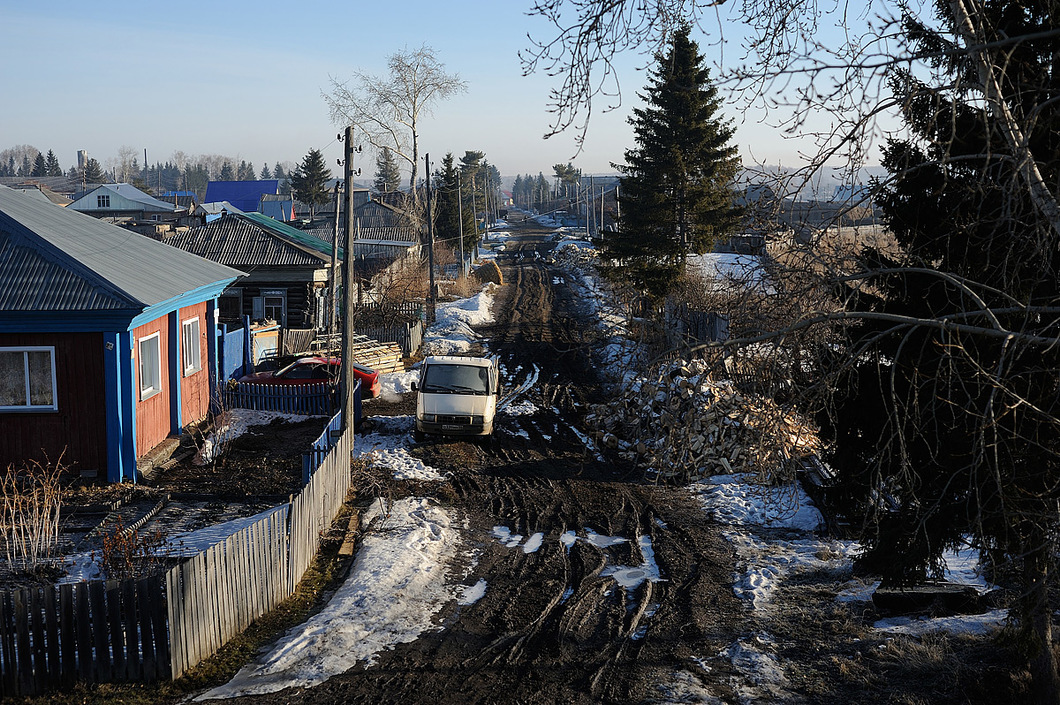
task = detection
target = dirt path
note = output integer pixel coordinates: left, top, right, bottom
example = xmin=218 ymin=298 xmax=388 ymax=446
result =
xmin=242 ymin=220 xmax=747 ymax=704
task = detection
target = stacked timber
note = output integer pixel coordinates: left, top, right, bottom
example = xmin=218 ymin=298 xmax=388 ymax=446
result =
xmin=346 ymin=334 xmax=404 ymax=373
xmin=584 ymin=359 xmax=820 ymax=483
xmin=298 ymin=333 xmax=404 ymax=374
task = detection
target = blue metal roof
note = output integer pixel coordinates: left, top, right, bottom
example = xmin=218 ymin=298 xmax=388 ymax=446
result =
xmin=0 ymin=186 xmax=243 ymax=314
xmin=203 ymin=180 xmax=280 ymax=213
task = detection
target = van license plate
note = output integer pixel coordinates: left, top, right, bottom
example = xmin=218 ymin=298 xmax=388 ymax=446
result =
xmin=442 ymin=424 xmax=463 ymax=431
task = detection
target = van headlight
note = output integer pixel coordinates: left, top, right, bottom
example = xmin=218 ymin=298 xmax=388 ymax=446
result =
xmin=472 ymin=415 xmax=484 ymax=425
xmin=421 ymin=414 xmax=436 ymax=423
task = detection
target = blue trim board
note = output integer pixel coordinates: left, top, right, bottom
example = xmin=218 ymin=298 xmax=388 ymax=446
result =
xmin=103 ymin=331 xmax=124 ymax=483
xmin=123 ymin=330 xmax=138 ymax=483
xmin=128 ymin=278 xmax=240 ymax=330
xmin=169 ymin=311 xmax=182 ymax=435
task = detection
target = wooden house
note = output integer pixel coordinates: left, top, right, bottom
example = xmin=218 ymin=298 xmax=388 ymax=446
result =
xmin=0 ymin=186 xmax=243 ymax=482
xmin=165 ymin=212 xmax=339 ymax=330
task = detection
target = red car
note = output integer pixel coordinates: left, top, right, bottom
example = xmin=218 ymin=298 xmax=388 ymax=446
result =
xmin=239 ymin=357 xmax=381 ymax=397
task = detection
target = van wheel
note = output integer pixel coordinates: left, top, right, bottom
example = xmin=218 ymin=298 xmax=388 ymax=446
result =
xmin=413 ymin=428 xmax=425 ymax=443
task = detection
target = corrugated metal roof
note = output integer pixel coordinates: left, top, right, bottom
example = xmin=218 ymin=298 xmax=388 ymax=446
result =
xmin=70 ymin=183 xmax=179 ymax=212
xmin=239 ymin=212 xmax=337 ymax=258
xmin=167 ymin=214 xmax=334 ymax=268
xmin=204 ymin=180 xmax=280 ymax=212
xmin=0 ymin=186 xmax=243 ymax=312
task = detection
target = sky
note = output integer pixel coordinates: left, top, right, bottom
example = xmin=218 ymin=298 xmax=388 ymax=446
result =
xmin=1 ymin=0 xmax=892 ymax=183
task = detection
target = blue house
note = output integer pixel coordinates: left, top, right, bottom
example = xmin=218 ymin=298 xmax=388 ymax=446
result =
xmin=0 ymin=186 xmax=243 ymax=482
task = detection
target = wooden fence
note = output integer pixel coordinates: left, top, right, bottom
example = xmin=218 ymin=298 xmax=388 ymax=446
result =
xmin=225 ymin=380 xmax=335 ymax=416
xmin=357 ymin=319 xmax=423 ymax=357
xmin=0 ymin=406 xmax=356 ymax=695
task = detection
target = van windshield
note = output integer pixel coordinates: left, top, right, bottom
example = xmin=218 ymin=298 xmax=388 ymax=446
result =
xmin=421 ymin=363 xmax=490 ymax=395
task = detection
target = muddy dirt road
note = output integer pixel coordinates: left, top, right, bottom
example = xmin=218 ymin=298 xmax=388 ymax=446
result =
xmin=245 ymin=219 xmax=746 ymax=704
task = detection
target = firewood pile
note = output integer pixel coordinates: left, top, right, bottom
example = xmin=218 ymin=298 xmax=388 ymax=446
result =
xmin=584 ymin=359 xmax=821 ymax=483
xmin=550 ymin=242 xmax=598 ymax=271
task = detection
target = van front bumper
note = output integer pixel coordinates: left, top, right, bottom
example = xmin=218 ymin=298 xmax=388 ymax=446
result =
xmin=416 ymin=414 xmax=493 ymax=436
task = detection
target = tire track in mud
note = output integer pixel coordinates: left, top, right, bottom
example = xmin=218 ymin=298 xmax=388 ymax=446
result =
xmin=248 ymin=220 xmax=747 ymax=705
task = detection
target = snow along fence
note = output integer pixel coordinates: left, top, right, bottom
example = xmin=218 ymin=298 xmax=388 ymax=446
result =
xmin=0 ymin=408 xmax=356 ymax=695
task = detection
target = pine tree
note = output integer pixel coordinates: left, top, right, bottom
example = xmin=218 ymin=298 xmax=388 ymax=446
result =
xmin=44 ymin=150 xmax=62 ymax=177
xmin=816 ymin=1 xmax=1060 ymax=697
xmin=602 ymin=24 xmax=741 ymax=299
xmin=83 ymin=158 xmax=104 ymax=184
xmin=374 ymin=147 xmax=402 ymax=193
xmin=260 ymin=164 xmax=272 ymax=180
xmin=434 ymin=153 xmax=477 ymax=260
xmin=273 ymin=163 xmax=285 ymax=180
xmin=289 ymin=148 xmax=332 ymax=218
xmin=31 ymin=152 xmax=46 ymax=177
xmin=219 ymin=161 xmax=234 ymax=181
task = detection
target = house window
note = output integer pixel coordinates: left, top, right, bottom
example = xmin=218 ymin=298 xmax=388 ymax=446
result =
xmin=97 ymin=194 xmax=110 ymax=208
xmin=219 ymin=290 xmax=243 ymax=322
xmin=0 ymin=347 xmax=57 ymax=412
xmin=181 ymin=317 xmax=202 ymax=376
xmin=264 ymin=295 xmax=286 ymax=325
xmin=138 ymin=332 xmax=162 ymax=400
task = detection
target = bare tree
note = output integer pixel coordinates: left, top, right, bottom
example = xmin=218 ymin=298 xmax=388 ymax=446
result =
xmin=324 ymin=45 xmax=467 ymax=198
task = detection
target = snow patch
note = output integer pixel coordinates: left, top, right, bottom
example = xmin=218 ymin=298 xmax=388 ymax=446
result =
xmin=200 ymin=498 xmax=465 ymax=699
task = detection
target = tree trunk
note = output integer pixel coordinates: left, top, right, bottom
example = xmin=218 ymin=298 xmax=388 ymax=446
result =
xmin=1023 ymin=544 xmax=1060 ymax=705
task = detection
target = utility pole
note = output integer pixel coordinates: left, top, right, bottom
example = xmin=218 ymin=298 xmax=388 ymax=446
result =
xmin=329 ymin=182 xmax=341 ymax=340
xmin=470 ymin=174 xmax=478 ymax=247
xmin=340 ymin=126 xmax=358 ymax=430
xmin=425 ymin=153 xmax=437 ymax=323
xmin=457 ymin=177 xmax=466 ymax=274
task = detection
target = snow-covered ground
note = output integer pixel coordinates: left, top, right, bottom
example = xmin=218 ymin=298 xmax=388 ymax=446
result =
xmin=421 ymin=283 xmax=497 ymax=356
xmin=199 ymin=497 xmax=471 ymax=700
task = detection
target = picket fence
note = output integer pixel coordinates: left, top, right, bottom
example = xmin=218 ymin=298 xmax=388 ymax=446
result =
xmin=0 ymin=404 xmax=356 ymax=696
xmin=225 ymin=380 xmax=335 ymax=416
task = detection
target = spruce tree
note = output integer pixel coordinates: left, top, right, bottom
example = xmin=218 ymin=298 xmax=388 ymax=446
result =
xmin=817 ymin=1 xmax=1060 ymax=697
xmin=434 ymin=153 xmax=477 ymax=260
xmin=602 ymin=24 xmax=741 ymax=299
xmin=31 ymin=152 xmax=46 ymax=177
xmin=44 ymin=150 xmax=62 ymax=177
xmin=289 ymin=148 xmax=332 ymax=218
xmin=83 ymin=158 xmax=104 ymax=184
xmin=374 ymin=147 xmax=402 ymax=193
xmin=260 ymin=164 xmax=272 ymax=180
xmin=219 ymin=161 xmax=234 ymax=180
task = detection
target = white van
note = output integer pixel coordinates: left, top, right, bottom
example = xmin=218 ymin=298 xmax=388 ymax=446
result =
xmin=413 ymin=355 xmax=500 ymax=441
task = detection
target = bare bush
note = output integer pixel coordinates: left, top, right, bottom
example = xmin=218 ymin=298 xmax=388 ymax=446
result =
xmin=0 ymin=456 xmax=64 ymax=573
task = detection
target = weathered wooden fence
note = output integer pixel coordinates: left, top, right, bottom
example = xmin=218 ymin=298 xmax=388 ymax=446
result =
xmin=225 ymin=380 xmax=335 ymax=416
xmin=0 ymin=406 xmax=356 ymax=695
xmin=0 ymin=576 xmax=169 ymax=697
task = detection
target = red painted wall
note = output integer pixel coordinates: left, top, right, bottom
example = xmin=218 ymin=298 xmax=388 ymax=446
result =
xmin=0 ymin=332 xmax=107 ymax=475
xmin=179 ymin=303 xmax=211 ymax=424
xmin=133 ymin=318 xmax=171 ymax=457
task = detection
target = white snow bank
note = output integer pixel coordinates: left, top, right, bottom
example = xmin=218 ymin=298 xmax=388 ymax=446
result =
xmin=692 ymin=474 xmax=824 ymax=531
xmin=875 ymin=609 xmax=1008 ymax=636
xmin=200 ymin=498 xmax=465 ymax=699
xmin=422 ymin=285 xmax=496 ymax=356
xmin=358 ymin=416 xmax=444 ymax=481
xmin=379 ymin=369 xmax=419 ymax=401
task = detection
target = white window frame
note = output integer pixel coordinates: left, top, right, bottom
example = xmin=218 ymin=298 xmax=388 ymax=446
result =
xmin=0 ymin=346 xmax=57 ymax=412
xmin=181 ymin=317 xmax=202 ymax=376
xmin=138 ymin=332 xmax=162 ymax=401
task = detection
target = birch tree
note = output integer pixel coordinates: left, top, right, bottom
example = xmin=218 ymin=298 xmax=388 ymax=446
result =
xmin=324 ymin=45 xmax=466 ymax=198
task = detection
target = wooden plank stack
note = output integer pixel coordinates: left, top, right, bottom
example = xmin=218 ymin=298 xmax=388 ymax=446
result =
xmin=584 ymin=358 xmax=821 ymax=483
xmin=300 ymin=332 xmax=405 ymax=374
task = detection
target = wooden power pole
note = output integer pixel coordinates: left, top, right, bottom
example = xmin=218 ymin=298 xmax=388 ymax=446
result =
xmin=340 ymin=126 xmax=357 ymax=429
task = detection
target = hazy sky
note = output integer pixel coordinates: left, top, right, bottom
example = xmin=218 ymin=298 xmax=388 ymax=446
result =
xmin=1 ymin=0 xmax=878 ymax=182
